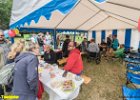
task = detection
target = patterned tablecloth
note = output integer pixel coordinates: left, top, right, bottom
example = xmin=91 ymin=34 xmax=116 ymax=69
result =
xmin=38 ymin=62 xmax=84 ymax=100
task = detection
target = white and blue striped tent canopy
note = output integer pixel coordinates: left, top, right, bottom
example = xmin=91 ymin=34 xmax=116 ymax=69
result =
xmin=10 ymin=0 xmax=140 ymax=49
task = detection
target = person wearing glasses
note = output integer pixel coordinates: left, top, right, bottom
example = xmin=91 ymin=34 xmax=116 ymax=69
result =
xmin=63 ymin=41 xmax=83 ymax=76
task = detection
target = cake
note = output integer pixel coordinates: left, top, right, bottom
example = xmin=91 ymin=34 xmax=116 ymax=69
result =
xmin=62 ymin=80 xmax=74 ymax=91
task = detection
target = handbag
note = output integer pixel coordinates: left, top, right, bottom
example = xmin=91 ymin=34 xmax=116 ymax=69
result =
xmin=37 ymin=81 xmax=44 ymax=99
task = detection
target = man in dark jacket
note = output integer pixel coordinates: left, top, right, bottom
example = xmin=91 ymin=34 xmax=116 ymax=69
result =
xmin=62 ymin=35 xmax=70 ymax=57
xmin=13 ymin=42 xmax=39 ymax=100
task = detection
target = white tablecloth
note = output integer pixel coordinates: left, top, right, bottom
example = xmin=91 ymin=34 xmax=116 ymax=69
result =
xmin=39 ymin=64 xmax=84 ymax=100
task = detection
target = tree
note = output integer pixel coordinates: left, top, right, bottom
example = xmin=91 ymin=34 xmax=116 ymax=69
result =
xmin=0 ymin=0 xmax=13 ymax=30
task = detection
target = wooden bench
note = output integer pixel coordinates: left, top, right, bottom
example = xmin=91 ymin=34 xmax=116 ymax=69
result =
xmin=81 ymin=75 xmax=91 ymax=84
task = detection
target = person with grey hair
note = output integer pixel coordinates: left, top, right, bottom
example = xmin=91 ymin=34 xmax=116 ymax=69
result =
xmin=13 ymin=42 xmax=39 ymax=100
xmin=87 ymin=39 xmax=99 ymax=53
xmin=44 ymin=44 xmax=56 ymax=64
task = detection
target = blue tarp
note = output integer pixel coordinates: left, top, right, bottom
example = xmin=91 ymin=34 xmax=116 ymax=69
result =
xmin=123 ymin=85 xmax=140 ymax=100
xmin=125 ymin=29 xmax=132 ymax=49
xmin=101 ymin=30 xmax=106 ymax=42
xmin=112 ymin=29 xmax=117 ymax=36
xmin=92 ymin=31 xmax=96 ymax=40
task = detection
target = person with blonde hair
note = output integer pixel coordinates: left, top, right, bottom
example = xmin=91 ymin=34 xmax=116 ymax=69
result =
xmin=7 ymin=42 xmax=24 ymax=64
xmin=19 ymin=39 xmax=25 ymax=44
xmin=13 ymin=41 xmax=39 ymax=100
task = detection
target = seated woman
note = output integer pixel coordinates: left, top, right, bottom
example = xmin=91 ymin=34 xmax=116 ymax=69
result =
xmin=108 ymin=44 xmax=125 ymax=58
xmin=87 ymin=39 xmax=99 ymax=57
xmin=44 ymin=45 xmax=56 ymax=64
xmin=114 ymin=44 xmax=125 ymax=57
xmin=87 ymin=39 xmax=99 ymax=53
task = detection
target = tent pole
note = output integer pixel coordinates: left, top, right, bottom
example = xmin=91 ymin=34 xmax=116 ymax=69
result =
xmin=90 ymin=28 xmax=137 ymax=32
xmin=10 ymin=37 xmax=15 ymax=44
xmin=88 ymin=0 xmax=137 ymax=23
xmin=73 ymin=31 xmax=76 ymax=42
xmin=88 ymin=16 xmax=109 ymax=30
xmin=109 ymin=16 xmax=137 ymax=28
xmin=104 ymin=10 xmax=138 ymax=23
xmin=87 ymin=31 xmax=89 ymax=40
xmin=53 ymin=29 xmax=57 ymax=49
xmin=107 ymin=1 xmax=140 ymax=11
xmin=75 ymin=10 xmax=101 ymax=29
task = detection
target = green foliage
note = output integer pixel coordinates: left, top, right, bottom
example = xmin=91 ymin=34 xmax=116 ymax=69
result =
xmin=0 ymin=0 xmax=13 ymax=29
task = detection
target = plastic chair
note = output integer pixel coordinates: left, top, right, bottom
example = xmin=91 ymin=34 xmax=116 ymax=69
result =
xmin=127 ymin=72 xmax=140 ymax=85
xmin=127 ymin=64 xmax=140 ymax=71
xmin=122 ymin=85 xmax=140 ymax=100
xmin=124 ymin=58 xmax=140 ymax=64
xmin=87 ymin=52 xmax=101 ymax=64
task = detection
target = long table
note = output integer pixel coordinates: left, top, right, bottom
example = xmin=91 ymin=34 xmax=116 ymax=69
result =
xmin=39 ymin=63 xmax=84 ymax=100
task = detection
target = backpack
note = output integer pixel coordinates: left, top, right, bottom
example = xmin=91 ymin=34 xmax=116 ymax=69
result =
xmin=0 ymin=63 xmax=15 ymax=85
